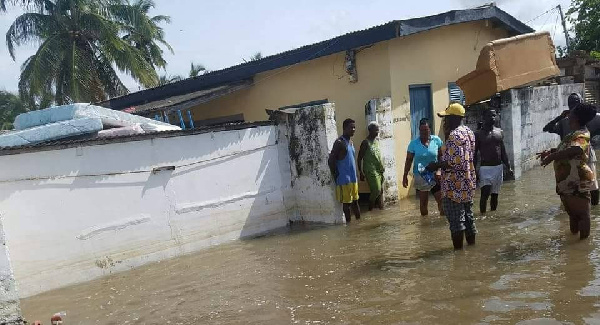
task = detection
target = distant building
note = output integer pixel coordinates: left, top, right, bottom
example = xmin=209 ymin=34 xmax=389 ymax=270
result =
xmin=557 ymin=51 xmax=600 ymax=105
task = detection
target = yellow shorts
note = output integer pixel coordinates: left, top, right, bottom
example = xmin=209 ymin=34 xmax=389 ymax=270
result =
xmin=336 ymin=183 xmax=359 ymax=204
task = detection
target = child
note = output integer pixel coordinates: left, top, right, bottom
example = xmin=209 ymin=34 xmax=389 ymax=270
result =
xmin=539 ymin=103 xmax=598 ymax=239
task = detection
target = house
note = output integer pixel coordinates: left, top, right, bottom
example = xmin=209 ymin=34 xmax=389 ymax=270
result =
xmin=100 ymin=4 xmax=533 ymax=198
xmin=557 ymin=51 xmax=600 ymax=105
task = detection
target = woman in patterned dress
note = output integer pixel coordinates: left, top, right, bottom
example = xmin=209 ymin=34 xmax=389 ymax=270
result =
xmin=539 ymin=103 xmax=598 ymax=239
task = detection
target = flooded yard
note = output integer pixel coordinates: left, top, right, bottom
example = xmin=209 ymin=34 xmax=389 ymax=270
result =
xmin=20 ymin=166 xmax=600 ymax=324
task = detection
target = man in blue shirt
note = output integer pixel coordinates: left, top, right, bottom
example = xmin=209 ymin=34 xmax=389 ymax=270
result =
xmin=328 ymin=119 xmax=361 ymax=223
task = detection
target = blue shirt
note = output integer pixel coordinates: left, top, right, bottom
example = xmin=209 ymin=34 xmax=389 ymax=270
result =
xmin=336 ymin=136 xmax=358 ymax=185
xmin=407 ymin=135 xmax=443 ymax=174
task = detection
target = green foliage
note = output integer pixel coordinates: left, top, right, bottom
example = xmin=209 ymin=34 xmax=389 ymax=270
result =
xmin=243 ymin=52 xmax=262 ymax=63
xmin=0 ymin=91 xmax=28 ymax=130
xmin=567 ymin=0 xmax=600 ymax=53
xmin=5 ymin=0 xmax=172 ymax=105
xmin=158 ymin=62 xmax=207 ymax=85
xmin=189 ymin=62 xmax=206 ymax=77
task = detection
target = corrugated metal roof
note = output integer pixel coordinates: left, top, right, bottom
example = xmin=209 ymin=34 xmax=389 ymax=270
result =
xmin=100 ymin=5 xmax=533 ymax=112
xmin=126 ymin=80 xmax=253 ymax=115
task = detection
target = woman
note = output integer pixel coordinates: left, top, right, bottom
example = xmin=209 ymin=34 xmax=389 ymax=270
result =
xmin=539 ymin=103 xmax=597 ymax=239
xmin=358 ymin=122 xmax=385 ymax=211
xmin=402 ymin=118 xmax=444 ymax=216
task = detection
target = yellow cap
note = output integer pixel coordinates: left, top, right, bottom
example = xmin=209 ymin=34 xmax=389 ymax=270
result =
xmin=438 ymin=102 xmax=465 ymax=117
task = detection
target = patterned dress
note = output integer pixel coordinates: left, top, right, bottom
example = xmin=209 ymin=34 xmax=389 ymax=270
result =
xmin=440 ymin=125 xmax=477 ymax=203
xmin=553 ymin=129 xmax=596 ymax=197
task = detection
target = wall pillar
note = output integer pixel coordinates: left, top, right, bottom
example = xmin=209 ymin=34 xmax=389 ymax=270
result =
xmin=365 ymin=97 xmax=398 ymax=205
xmin=273 ymin=103 xmax=345 ymax=224
xmin=501 ymin=90 xmax=523 ymax=179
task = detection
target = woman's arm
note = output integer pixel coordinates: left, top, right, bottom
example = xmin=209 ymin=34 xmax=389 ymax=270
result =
xmin=403 ymin=152 xmax=415 ymax=188
xmin=541 ymin=146 xmax=583 ymax=167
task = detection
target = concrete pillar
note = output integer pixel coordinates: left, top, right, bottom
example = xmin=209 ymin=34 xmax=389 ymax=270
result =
xmin=273 ymin=103 xmax=344 ymax=224
xmin=365 ymin=97 xmax=398 ymax=205
xmin=0 ymin=217 xmax=23 ymax=324
xmin=501 ymin=90 xmax=523 ymax=179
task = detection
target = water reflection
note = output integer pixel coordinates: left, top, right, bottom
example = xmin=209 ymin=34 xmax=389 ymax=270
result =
xmin=20 ymin=165 xmax=600 ymax=324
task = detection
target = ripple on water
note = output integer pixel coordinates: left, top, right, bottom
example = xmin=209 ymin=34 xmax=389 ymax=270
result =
xmin=515 ymin=319 xmax=574 ymax=325
xmin=483 ymin=297 xmax=553 ymax=312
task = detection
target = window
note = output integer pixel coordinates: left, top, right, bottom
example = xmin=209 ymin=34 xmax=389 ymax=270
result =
xmin=448 ymin=82 xmax=465 ymax=105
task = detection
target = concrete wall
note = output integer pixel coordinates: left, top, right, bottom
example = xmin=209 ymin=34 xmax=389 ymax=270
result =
xmin=0 ymin=103 xmax=340 ymax=299
xmin=501 ymin=84 xmax=585 ymax=178
xmin=464 ymin=84 xmax=584 ymax=179
xmin=0 ymin=125 xmax=291 ymax=298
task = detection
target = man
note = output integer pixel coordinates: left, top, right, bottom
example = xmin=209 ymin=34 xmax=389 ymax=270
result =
xmin=358 ymin=122 xmax=385 ymax=211
xmin=475 ymin=108 xmax=514 ymax=213
xmin=329 ymin=118 xmax=361 ymax=222
xmin=543 ymin=93 xmax=600 ymax=205
xmin=426 ymin=102 xmax=477 ymax=250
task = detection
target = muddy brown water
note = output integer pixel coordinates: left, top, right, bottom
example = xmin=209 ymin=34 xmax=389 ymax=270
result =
xmin=20 ymin=166 xmax=600 ymax=324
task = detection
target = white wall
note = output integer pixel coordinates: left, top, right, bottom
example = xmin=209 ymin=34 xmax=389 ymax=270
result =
xmin=501 ymin=84 xmax=585 ymax=178
xmin=0 ymin=125 xmax=293 ymax=298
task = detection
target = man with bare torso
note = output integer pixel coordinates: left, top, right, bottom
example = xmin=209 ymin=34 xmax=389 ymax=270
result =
xmin=475 ymin=109 xmax=514 ymax=213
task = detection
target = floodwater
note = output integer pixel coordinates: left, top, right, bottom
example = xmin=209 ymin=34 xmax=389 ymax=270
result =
xmin=20 ymin=166 xmax=600 ymax=324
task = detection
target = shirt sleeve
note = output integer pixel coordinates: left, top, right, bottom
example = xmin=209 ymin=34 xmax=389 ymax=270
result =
xmin=407 ymin=140 xmax=415 ymax=154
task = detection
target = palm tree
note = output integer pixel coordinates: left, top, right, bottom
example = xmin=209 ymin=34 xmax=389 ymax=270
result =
xmin=0 ymin=0 xmax=32 ymax=12
xmin=6 ymin=0 xmax=170 ymax=105
xmin=158 ymin=62 xmax=207 ymax=85
xmin=158 ymin=74 xmax=181 ymax=86
xmin=189 ymin=62 xmax=206 ymax=77
xmin=111 ymin=0 xmax=173 ymax=69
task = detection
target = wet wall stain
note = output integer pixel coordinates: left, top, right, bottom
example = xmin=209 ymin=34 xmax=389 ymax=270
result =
xmin=287 ymin=106 xmax=331 ymax=187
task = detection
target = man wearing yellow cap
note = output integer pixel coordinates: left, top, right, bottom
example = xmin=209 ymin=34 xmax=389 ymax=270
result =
xmin=426 ymin=102 xmax=477 ymax=250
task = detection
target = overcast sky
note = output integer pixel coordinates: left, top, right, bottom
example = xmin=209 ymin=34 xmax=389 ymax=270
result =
xmin=0 ymin=0 xmax=572 ymax=93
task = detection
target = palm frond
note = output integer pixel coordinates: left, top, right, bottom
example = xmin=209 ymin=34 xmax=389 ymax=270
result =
xmin=6 ymin=12 xmax=58 ymax=59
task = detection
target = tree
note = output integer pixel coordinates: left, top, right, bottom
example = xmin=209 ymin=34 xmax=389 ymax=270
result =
xmin=567 ymin=0 xmax=600 ymax=54
xmin=189 ymin=62 xmax=206 ymax=77
xmin=0 ymin=91 xmax=29 ymax=130
xmin=0 ymin=0 xmax=34 ymax=12
xmin=112 ymin=0 xmax=173 ymax=70
xmin=158 ymin=74 xmax=181 ymax=86
xmin=5 ymin=0 xmax=171 ymax=105
xmin=158 ymin=62 xmax=207 ymax=85
xmin=243 ymin=52 xmax=262 ymax=63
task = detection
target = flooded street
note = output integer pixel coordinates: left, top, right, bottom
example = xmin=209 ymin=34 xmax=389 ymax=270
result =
xmin=21 ymin=165 xmax=600 ymax=324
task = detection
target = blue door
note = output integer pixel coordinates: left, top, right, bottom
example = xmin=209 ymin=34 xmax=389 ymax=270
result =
xmin=409 ymin=85 xmax=433 ymax=139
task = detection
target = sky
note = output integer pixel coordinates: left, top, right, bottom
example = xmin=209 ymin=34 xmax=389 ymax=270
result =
xmin=0 ymin=0 xmax=573 ymax=93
